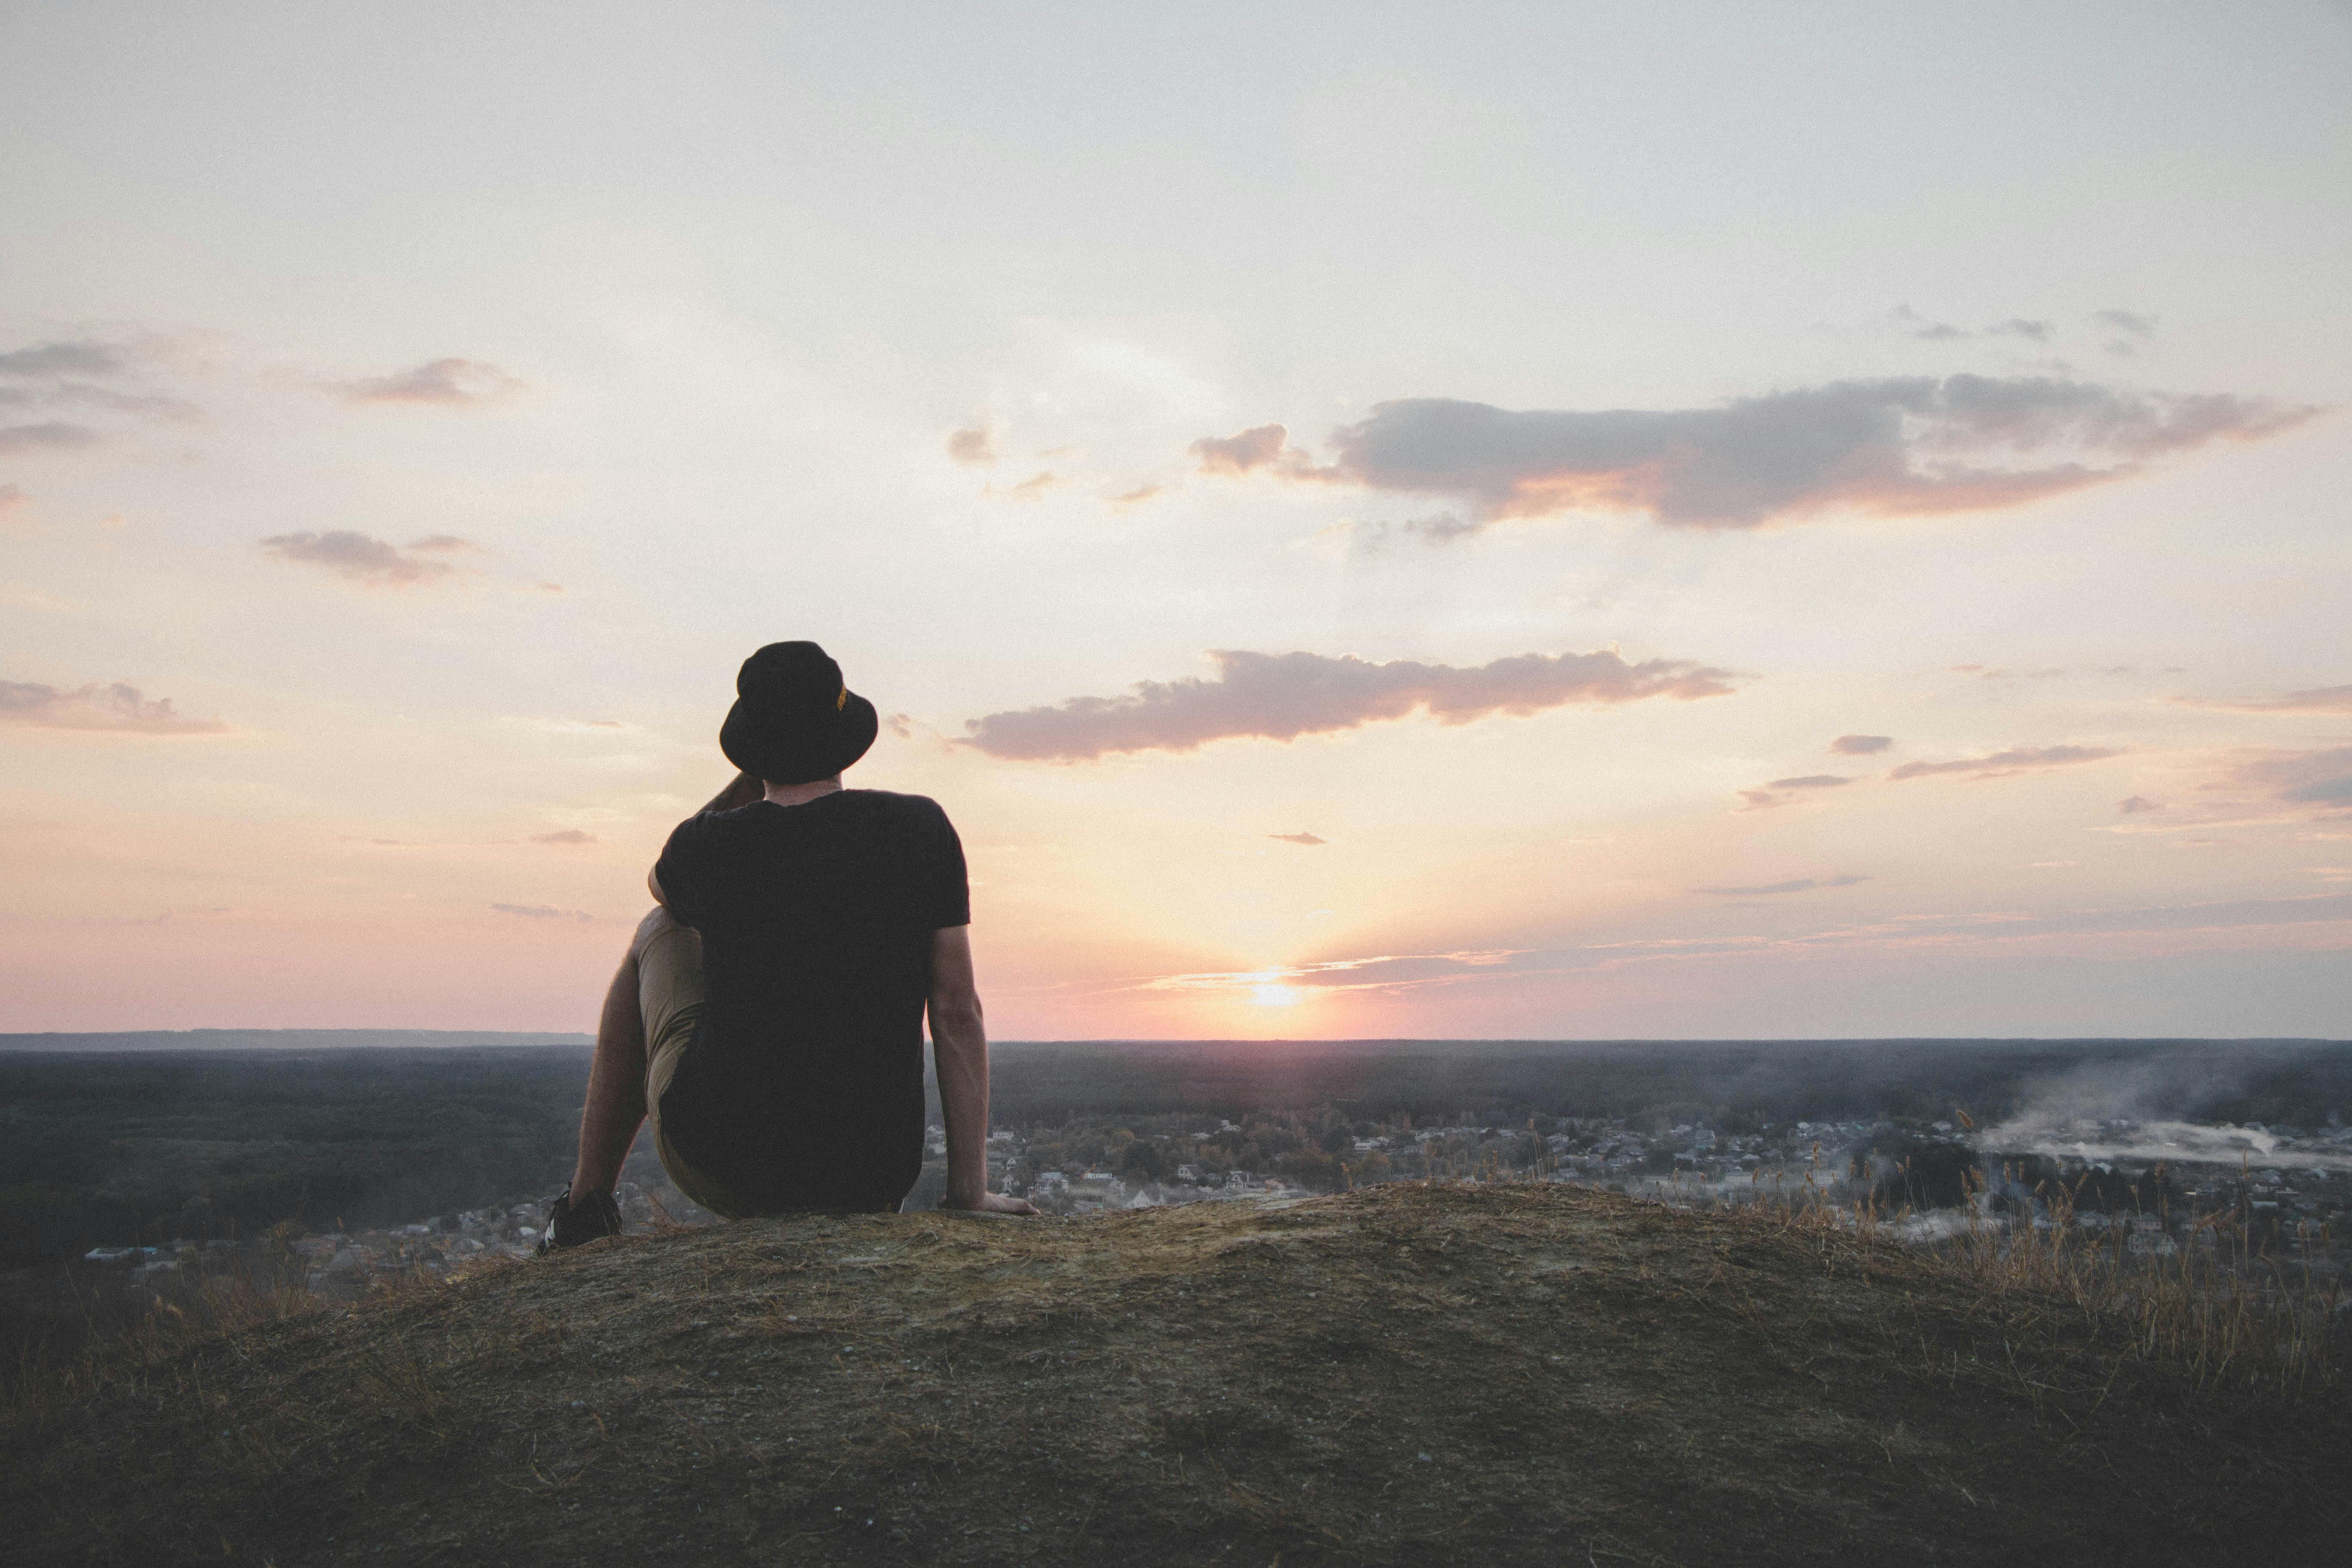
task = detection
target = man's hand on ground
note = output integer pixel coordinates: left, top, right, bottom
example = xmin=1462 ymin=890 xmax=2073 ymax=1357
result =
xmin=942 ymin=1191 xmax=1041 ymax=1216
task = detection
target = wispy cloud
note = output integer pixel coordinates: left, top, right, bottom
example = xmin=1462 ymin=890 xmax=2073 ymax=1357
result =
xmin=0 ymin=340 xmax=130 ymax=378
xmin=2181 ymin=684 xmax=2352 ymax=717
xmin=1891 ymin=891 xmax=2352 ymax=942
xmin=1139 ymin=947 xmax=1532 ymax=998
xmin=490 ymin=902 xmax=595 ymax=923
xmin=0 ymin=337 xmax=200 ymax=441
xmin=1888 ymin=744 xmax=2123 ymax=781
xmin=946 ymin=425 xmax=997 ymax=465
xmin=1267 ymin=831 xmax=1328 ymax=846
xmin=0 ymin=679 xmax=227 ymax=735
xmin=1735 ymin=774 xmax=1854 ymax=810
xmin=1893 ymin=306 xmax=2055 ymax=343
xmin=335 ymin=358 xmax=521 ymax=407
xmin=2230 ymin=747 xmax=2352 ymax=809
xmin=1830 ymin=734 xmax=1893 ymax=755
xmin=1127 ymin=885 xmax=2352 ymax=999
xmin=2118 ymin=796 xmax=2163 ymax=815
xmin=0 ymin=385 xmax=196 ymax=422
xmin=260 ymin=530 xmax=468 ymax=588
xmin=1193 ymin=375 xmax=2321 ymax=532
xmin=531 ymin=829 xmax=597 ymax=845
xmin=1693 ymin=874 xmax=1870 ymax=896
xmin=0 ymin=421 xmax=103 ymax=454
xmin=1189 ymin=423 xmax=1320 ymax=477
xmin=992 ymin=470 xmax=1062 ymax=500
xmin=961 ymin=646 xmax=1742 ymax=761
xmin=1109 ymin=482 xmax=1167 ymax=505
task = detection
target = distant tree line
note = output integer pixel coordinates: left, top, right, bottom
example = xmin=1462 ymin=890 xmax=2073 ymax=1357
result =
xmin=0 ymin=1050 xmax=589 ymax=1265
xmin=958 ymin=1038 xmax=2352 ymax=1141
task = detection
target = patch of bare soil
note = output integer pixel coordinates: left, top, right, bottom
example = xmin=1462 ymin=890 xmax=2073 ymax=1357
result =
xmin=5 ymin=1184 xmax=2343 ymax=1567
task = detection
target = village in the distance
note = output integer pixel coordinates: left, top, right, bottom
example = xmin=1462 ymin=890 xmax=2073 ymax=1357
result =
xmin=78 ymin=1109 xmax=2352 ymax=1304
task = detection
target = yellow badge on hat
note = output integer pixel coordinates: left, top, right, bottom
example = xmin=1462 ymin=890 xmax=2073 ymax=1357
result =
xmin=836 ymin=685 xmax=847 ymax=711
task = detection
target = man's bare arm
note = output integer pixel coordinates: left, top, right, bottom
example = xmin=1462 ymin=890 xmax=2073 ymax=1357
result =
xmin=928 ymin=926 xmax=1038 ymax=1215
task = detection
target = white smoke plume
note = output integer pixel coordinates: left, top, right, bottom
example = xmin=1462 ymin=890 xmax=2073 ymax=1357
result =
xmin=1978 ymin=1044 xmax=2352 ymax=1172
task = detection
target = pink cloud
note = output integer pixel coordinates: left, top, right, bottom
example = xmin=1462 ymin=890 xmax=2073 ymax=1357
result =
xmin=0 ymin=679 xmax=227 ymax=735
xmin=995 ymin=471 xmax=1062 ymax=500
xmin=1191 ymin=376 xmax=2323 ymax=532
xmin=2183 ymin=684 xmax=2352 ymax=717
xmin=336 ymin=358 xmax=521 ymax=407
xmin=260 ymin=530 xmax=466 ymax=588
xmin=1888 ymin=745 xmax=2123 ymax=781
xmin=962 ymin=646 xmax=1741 ymax=761
xmin=946 ymin=425 xmax=997 ymax=465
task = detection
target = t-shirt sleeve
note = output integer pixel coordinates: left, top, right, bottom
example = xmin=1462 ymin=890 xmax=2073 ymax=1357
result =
xmin=652 ymin=818 xmax=710 ymax=930
xmin=921 ymin=801 xmax=971 ymax=930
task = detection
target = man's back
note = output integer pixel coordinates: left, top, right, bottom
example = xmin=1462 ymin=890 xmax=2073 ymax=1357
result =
xmin=651 ymin=789 xmax=969 ymax=1210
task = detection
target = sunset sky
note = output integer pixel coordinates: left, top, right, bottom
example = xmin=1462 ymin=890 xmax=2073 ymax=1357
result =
xmin=3 ymin=3 xmax=2347 ymax=1038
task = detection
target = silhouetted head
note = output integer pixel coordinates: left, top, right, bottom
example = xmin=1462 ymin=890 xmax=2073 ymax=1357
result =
xmin=718 ymin=641 xmax=878 ymax=786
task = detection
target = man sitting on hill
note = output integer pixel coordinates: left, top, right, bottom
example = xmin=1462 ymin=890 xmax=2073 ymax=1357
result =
xmin=542 ymin=640 xmax=1036 ymax=1247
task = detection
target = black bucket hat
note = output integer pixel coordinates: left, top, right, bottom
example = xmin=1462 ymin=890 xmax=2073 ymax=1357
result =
xmin=718 ymin=641 xmax=879 ymax=787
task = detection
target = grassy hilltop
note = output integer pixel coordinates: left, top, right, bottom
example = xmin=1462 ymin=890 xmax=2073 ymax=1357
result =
xmin=6 ymin=1183 xmax=2346 ymax=1567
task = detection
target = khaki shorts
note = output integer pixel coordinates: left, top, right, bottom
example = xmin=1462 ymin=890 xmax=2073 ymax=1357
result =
xmin=632 ymin=905 xmax=759 ymax=1220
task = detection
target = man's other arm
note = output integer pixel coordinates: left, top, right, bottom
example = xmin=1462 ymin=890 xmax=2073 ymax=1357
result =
xmin=928 ymin=926 xmax=1038 ymax=1216
xmin=646 ymin=771 xmax=760 ymax=909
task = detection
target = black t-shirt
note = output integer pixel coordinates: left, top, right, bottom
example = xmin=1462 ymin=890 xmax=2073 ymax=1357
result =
xmin=651 ymin=790 xmax=969 ymax=1211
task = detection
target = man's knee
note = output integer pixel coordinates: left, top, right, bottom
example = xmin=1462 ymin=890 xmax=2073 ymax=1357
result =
xmin=631 ymin=903 xmax=681 ymax=962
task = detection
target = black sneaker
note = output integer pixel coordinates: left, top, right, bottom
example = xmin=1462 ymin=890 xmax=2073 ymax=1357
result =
xmin=537 ymin=1185 xmax=623 ymax=1254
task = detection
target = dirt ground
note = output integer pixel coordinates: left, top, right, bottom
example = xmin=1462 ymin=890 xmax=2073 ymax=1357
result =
xmin=5 ymin=1183 xmax=2344 ymax=1567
